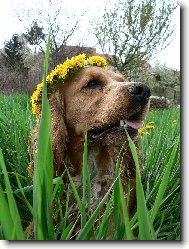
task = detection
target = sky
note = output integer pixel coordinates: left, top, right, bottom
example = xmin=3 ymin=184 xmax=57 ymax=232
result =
xmin=149 ymin=5 xmax=180 ymax=70
xmin=0 ymin=0 xmax=180 ymax=70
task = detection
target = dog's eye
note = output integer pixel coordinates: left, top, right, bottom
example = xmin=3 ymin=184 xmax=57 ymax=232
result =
xmin=85 ymin=80 xmax=103 ymax=89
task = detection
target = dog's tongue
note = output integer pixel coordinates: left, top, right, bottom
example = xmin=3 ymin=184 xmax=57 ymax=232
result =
xmin=125 ymin=120 xmax=143 ymax=129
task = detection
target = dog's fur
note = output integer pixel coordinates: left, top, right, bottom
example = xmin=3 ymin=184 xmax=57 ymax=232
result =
xmin=28 ymin=66 xmax=150 ymax=226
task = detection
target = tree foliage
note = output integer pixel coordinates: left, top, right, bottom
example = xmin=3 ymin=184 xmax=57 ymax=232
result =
xmin=0 ymin=34 xmax=31 ymax=93
xmin=93 ymin=0 xmax=179 ymax=78
xmin=23 ymin=21 xmax=46 ymax=50
xmin=1 ymin=34 xmax=28 ymax=73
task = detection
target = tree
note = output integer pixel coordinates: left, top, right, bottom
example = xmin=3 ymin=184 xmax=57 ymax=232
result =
xmin=1 ymin=34 xmax=25 ymax=70
xmin=93 ymin=0 xmax=179 ymax=79
xmin=23 ymin=21 xmax=46 ymax=52
xmin=0 ymin=34 xmax=32 ymax=93
xmin=16 ymin=0 xmax=86 ymax=68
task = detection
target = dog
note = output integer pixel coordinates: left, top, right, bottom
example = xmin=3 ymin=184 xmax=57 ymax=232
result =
xmin=28 ymin=56 xmax=150 ymax=235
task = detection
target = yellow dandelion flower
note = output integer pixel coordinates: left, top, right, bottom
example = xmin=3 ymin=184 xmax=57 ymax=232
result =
xmin=148 ymin=121 xmax=155 ymax=124
xmin=46 ymin=69 xmax=59 ymax=84
xmin=143 ymin=131 xmax=151 ymax=135
xmin=56 ymin=64 xmax=69 ymax=79
xmin=32 ymin=104 xmax=41 ymax=116
xmin=87 ymin=56 xmax=108 ymax=69
xmin=31 ymin=53 xmax=108 ymax=117
xmin=138 ymin=127 xmax=144 ymax=134
xmin=36 ymin=82 xmax=43 ymax=91
xmin=172 ymin=120 xmax=177 ymax=123
xmin=70 ymin=54 xmax=86 ymax=69
xmin=145 ymin=125 xmax=154 ymax=129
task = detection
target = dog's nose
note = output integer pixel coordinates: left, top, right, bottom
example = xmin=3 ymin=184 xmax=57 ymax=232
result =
xmin=127 ymin=83 xmax=151 ymax=104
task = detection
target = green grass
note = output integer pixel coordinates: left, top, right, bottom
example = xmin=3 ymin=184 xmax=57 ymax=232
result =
xmin=0 ymin=43 xmax=180 ymax=240
xmin=0 ymin=93 xmax=180 ymax=240
xmin=139 ymin=109 xmax=180 ymax=240
xmin=0 ymin=93 xmax=35 ymax=226
xmin=0 ymin=93 xmax=34 ymax=175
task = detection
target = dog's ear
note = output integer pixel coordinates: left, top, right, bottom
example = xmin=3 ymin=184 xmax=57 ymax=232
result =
xmin=49 ymin=90 xmax=68 ymax=176
xmin=28 ymin=124 xmax=38 ymax=176
xmin=28 ymin=90 xmax=68 ymax=177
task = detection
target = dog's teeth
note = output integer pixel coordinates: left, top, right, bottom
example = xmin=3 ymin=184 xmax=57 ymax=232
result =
xmin=120 ymin=120 xmax=124 ymax=126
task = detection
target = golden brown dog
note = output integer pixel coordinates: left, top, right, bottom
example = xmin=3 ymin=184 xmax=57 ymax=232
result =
xmin=28 ymin=65 xmax=150 ymax=221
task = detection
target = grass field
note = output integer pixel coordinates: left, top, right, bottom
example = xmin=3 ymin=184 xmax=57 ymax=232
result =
xmin=0 ymin=91 xmax=180 ymax=240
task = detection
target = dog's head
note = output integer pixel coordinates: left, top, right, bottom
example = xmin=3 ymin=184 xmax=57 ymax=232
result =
xmin=62 ymin=66 xmax=150 ymax=146
xmin=31 ymin=54 xmax=150 ymax=175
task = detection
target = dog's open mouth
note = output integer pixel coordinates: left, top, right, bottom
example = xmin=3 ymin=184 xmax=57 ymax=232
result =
xmin=88 ymin=115 xmax=143 ymax=141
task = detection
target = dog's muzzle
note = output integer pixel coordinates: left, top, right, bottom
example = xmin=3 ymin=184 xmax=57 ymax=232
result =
xmin=127 ymin=83 xmax=151 ymax=104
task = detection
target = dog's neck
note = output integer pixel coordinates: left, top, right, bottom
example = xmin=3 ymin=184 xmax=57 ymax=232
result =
xmin=66 ymin=136 xmax=139 ymax=181
xmin=65 ymin=136 xmax=141 ymax=211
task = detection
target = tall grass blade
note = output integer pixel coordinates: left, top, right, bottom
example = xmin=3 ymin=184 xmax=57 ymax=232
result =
xmin=81 ymin=133 xmax=88 ymax=227
xmin=0 ymin=184 xmax=15 ymax=239
xmin=65 ymin=215 xmax=81 ymax=240
xmin=113 ymin=162 xmax=121 ymax=228
xmin=66 ymin=168 xmax=83 ymax=213
xmin=33 ymin=34 xmax=55 ymax=240
xmin=0 ymin=149 xmax=24 ymax=239
xmin=76 ymin=176 xmax=119 ymax=240
xmin=15 ymin=172 xmax=35 ymax=219
xmin=150 ymin=137 xmax=179 ymax=222
xmin=60 ymin=222 xmax=74 ymax=240
xmin=96 ymin=194 xmax=114 ymax=240
xmin=118 ymin=177 xmax=133 ymax=240
xmin=85 ymin=135 xmax=92 ymax=216
xmin=126 ymin=131 xmax=155 ymax=240
xmin=50 ymin=174 xmax=65 ymax=205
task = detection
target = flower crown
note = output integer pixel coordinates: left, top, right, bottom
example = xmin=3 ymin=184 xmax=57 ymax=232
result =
xmin=31 ymin=53 xmax=108 ymax=116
